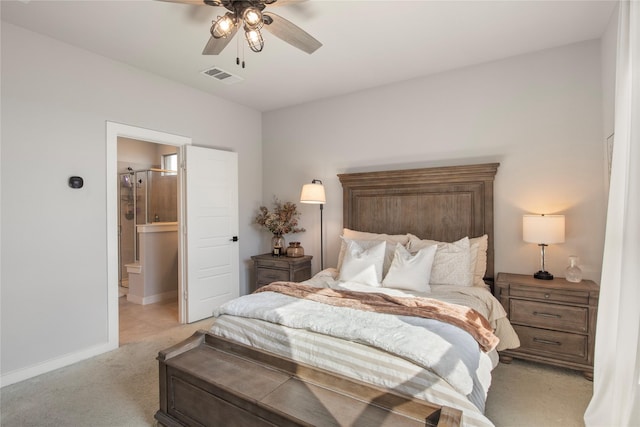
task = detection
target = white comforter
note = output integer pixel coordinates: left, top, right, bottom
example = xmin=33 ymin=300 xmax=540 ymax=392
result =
xmin=307 ymin=268 xmax=520 ymax=352
xmin=210 ymin=269 xmax=518 ymax=427
xmin=214 ymin=290 xmax=492 ymax=397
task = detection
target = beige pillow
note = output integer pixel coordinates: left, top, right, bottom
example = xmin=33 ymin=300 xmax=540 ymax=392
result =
xmin=469 ymin=235 xmax=488 ymax=287
xmin=407 ymin=235 xmax=473 ymax=287
xmin=342 ymin=228 xmax=410 ymax=245
xmin=407 ymin=234 xmax=488 ymax=288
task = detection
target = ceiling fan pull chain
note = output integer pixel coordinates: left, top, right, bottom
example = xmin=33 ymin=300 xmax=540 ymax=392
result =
xmin=233 ymin=28 xmax=246 ymax=68
xmin=241 ymin=34 xmax=246 ymax=68
xmin=236 ymin=30 xmax=241 ymax=66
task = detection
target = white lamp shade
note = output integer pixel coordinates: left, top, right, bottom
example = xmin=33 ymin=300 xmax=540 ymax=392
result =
xmin=523 ymin=214 xmax=565 ymax=244
xmin=300 ymin=183 xmax=326 ymax=204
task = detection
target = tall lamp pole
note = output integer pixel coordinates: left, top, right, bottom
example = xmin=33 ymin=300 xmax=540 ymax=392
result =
xmin=300 ymin=179 xmax=326 ymax=270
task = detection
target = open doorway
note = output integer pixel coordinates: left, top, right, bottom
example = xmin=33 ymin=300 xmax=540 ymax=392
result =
xmin=106 ymin=122 xmax=191 ymax=349
xmin=106 ymin=122 xmax=239 ymax=348
xmin=117 ymin=137 xmax=179 ymax=344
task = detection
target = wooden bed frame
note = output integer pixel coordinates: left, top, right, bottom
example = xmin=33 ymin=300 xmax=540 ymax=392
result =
xmin=338 ymin=162 xmax=499 ymax=282
xmin=155 ymin=163 xmax=499 ymax=427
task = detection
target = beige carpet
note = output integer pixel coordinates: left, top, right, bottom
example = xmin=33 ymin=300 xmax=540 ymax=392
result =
xmin=486 ymin=359 xmax=592 ymax=426
xmin=0 ymin=318 xmax=592 ymax=427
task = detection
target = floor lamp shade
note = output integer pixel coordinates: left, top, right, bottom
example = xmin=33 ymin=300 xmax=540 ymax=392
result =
xmin=300 ymin=179 xmax=326 ymax=270
xmin=300 ymin=182 xmax=326 ymax=204
xmin=523 ymin=214 xmax=565 ymax=280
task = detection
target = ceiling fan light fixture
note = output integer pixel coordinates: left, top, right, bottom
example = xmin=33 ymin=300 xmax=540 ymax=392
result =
xmin=181 ymin=0 xmax=322 ymax=61
xmin=211 ymin=13 xmax=236 ymax=39
xmin=245 ymin=28 xmax=264 ymax=52
xmin=242 ymin=7 xmax=263 ymax=30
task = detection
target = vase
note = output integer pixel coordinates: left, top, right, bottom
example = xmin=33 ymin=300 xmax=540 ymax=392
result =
xmin=271 ymin=234 xmax=285 ymax=257
xmin=565 ymin=255 xmax=583 ymax=283
xmin=286 ymin=242 xmax=304 ymax=258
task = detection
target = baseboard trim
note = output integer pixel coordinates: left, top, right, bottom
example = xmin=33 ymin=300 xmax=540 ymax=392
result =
xmin=1 ymin=340 xmax=117 ymax=388
xmin=127 ymin=290 xmax=177 ymax=306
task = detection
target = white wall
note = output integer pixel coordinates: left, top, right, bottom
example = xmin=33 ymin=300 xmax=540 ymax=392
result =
xmin=0 ymin=23 xmax=263 ymax=381
xmin=600 ymin=4 xmax=619 ymax=203
xmin=601 ymin=5 xmax=619 ymax=141
xmin=263 ymin=40 xmax=606 ymax=284
xmin=117 ymin=136 xmax=178 ymax=172
xmin=118 ymin=137 xmax=162 ymax=169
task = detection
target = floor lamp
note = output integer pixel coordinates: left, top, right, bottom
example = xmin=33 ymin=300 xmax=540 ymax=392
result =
xmin=300 ymin=179 xmax=326 ymax=270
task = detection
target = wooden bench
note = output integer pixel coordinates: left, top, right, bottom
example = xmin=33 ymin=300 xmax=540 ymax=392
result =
xmin=156 ymin=331 xmax=462 ymax=427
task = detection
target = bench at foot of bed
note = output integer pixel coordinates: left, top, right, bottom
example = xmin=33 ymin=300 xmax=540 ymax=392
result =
xmin=156 ymin=331 xmax=462 ymax=427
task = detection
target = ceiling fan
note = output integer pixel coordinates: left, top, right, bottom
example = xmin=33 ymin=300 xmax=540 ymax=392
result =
xmin=162 ymin=0 xmax=322 ymax=57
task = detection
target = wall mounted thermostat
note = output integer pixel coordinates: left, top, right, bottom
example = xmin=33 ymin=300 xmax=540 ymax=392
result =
xmin=68 ymin=176 xmax=84 ymax=189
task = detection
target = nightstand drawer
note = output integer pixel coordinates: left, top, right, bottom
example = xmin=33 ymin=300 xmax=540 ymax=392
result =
xmin=510 ymin=286 xmax=590 ymax=305
xmin=510 ymin=300 xmax=588 ymax=333
xmin=257 ymin=268 xmax=290 ymax=284
xmin=513 ymin=325 xmax=587 ymax=361
xmin=255 ymin=258 xmax=290 ymax=269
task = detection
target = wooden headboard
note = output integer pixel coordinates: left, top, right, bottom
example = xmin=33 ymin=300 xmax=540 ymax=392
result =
xmin=337 ymin=163 xmax=499 ymax=281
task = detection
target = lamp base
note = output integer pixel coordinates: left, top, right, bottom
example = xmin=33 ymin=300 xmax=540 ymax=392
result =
xmin=533 ymin=270 xmax=554 ymax=280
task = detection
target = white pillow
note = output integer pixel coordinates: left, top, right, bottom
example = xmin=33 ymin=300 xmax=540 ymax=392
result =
xmin=407 ymin=235 xmax=473 ymax=287
xmin=338 ymin=240 xmax=386 ymax=287
xmin=338 ymin=239 xmax=397 ymax=277
xmin=382 ymin=244 xmax=437 ymax=292
xmin=337 ymin=229 xmax=407 ymax=276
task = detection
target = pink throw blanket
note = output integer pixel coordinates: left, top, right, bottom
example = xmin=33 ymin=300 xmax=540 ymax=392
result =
xmin=256 ymin=282 xmax=499 ymax=352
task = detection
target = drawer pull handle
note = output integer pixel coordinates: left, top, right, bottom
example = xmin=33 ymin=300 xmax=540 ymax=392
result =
xmin=533 ymin=311 xmax=561 ymax=319
xmin=533 ymin=338 xmax=562 ymax=346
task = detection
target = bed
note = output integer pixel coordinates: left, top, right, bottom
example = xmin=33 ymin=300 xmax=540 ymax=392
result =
xmin=156 ymin=163 xmax=520 ymax=427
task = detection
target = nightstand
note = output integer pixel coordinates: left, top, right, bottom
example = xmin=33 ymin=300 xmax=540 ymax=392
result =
xmin=494 ymin=272 xmax=599 ymax=380
xmin=251 ymin=254 xmax=313 ymax=291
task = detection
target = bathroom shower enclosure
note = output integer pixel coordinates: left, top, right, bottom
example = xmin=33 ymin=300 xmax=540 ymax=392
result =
xmin=118 ymin=168 xmax=177 ymax=287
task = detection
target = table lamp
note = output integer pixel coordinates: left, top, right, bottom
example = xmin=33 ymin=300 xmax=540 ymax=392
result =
xmin=523 ymin=214 xmax=565 ymax=280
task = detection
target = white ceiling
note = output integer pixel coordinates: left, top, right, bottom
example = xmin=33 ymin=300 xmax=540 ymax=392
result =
xmin=2 ymin=0 xmax=616 ymax=112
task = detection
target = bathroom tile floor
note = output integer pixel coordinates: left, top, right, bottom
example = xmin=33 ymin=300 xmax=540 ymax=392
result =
xmin=119 ymin=296 xmax=180 ymax=345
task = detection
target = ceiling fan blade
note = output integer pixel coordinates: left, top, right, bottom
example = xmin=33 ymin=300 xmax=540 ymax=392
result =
xmin=262 ymin=12 xmax=322 ymax=54
xmin=202 ymin=26 xmax=238 ymax=55
xmin=157 ymin=0 xmax=223 ymax=5
xmin=265 ymin=0 xmax=307 ymax=7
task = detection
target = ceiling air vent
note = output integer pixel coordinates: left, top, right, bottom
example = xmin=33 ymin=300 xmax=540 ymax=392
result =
xmin=201 ymin=67 xmax=243 ymax=85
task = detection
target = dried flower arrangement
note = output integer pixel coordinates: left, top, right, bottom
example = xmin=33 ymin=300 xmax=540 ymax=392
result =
xmin=254 ymin=198 xmax=306 ymax=235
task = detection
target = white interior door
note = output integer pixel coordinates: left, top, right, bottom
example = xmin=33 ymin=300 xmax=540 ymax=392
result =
xmin=181 ymin=146 xmax=239 ymax=323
